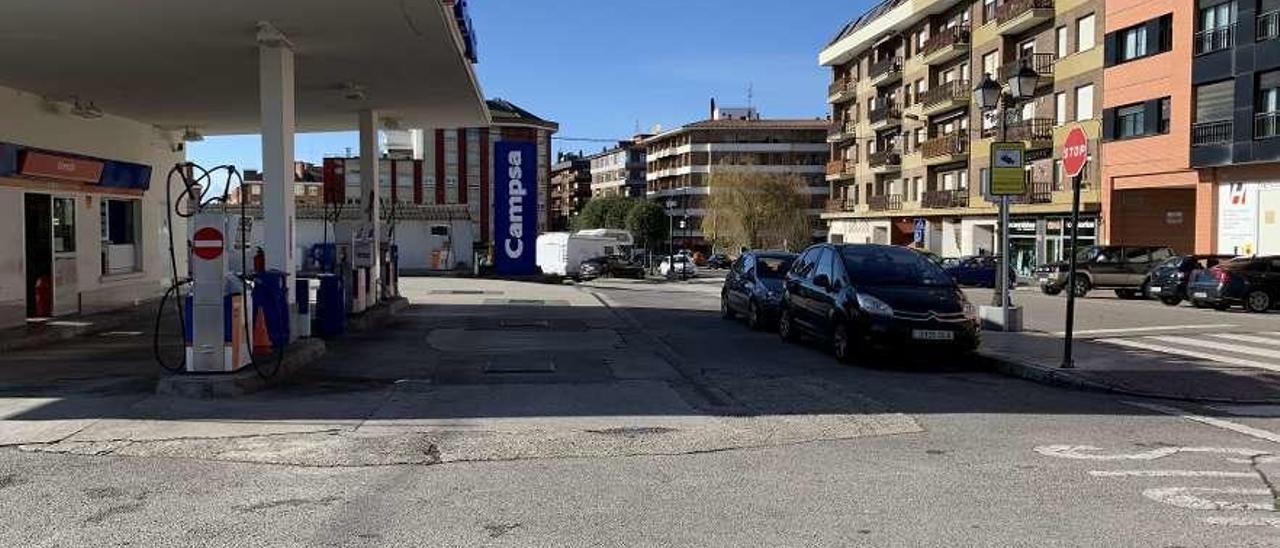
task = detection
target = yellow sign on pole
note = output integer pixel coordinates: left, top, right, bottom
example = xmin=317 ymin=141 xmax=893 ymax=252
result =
xmin=989 ymin=141 xmax=1027 ymax=195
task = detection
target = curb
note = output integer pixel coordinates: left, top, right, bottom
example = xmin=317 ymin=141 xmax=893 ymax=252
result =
xmin=155 ymin=338 xmax=327 ymax=399
xmin=0 ymin=301 xmax=163 ymax=353
xmin=978 ymin=351 xmax=1280 ymax=405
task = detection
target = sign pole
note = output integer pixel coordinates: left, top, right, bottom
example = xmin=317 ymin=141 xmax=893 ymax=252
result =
xmin=1000 ymin=194 xmax=1011 ymax=315
xmin=1061 ymin=171 xmax=1083 ymax=369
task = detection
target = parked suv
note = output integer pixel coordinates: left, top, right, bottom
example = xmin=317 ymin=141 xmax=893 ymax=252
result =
xmin=1187 ymin=255 xmax=1280 ymax=312
xmin=1033 ymin=245 xmax=1174 ymax=298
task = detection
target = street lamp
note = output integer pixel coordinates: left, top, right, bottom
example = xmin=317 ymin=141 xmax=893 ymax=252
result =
xmin=665 ymin=199 xmax=677 ymax=267
xmin=973 ymin=60 xmax=1038 ymax=328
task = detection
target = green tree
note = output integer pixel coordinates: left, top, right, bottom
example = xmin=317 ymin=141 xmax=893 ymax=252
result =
xmin=573 ymin=196 xmax=644 ymax=230
xmin=625 ymin=199 xmax=670 ymax=251
xmin=702 ymin=165 xmax=813 ymax=252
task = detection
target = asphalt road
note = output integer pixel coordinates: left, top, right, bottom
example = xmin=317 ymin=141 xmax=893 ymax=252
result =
xmin=1 ymin=277 xmax=1279 ymax=546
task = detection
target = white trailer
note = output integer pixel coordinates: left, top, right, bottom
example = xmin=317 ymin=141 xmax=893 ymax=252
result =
xmin=536 ymin=232 xmax=625 ymax=277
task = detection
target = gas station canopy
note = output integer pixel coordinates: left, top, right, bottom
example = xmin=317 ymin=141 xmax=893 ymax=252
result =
xmin=0 ymin=0 xmax=490 ymax=133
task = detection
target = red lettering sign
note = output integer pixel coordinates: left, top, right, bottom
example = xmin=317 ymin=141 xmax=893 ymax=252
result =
xmin=1062 ymin=126 xmax=1089 ymax=179
xmin=20 ymin=151 xmax=104 ymax=183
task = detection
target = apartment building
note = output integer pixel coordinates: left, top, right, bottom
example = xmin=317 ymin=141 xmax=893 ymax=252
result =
xmin=820 ymin=0 xmax=1105 ymax=277
xmin=587 ymin=136 xmax=649 ymax=199
xmin=643 ymin=105 xmax=830 ymax=252
xmin=549 ymin=154 xmax=592 ymax=231
xmin=230 ymin=162 xmax=324 ymax=207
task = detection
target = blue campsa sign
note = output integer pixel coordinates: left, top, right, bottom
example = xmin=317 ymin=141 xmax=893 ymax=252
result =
xmin=493 ymin=141 xmax=538 ymax=275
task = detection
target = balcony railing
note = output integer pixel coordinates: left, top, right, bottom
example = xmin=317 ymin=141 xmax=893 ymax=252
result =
xmin=825 ymin=160 xmax=845 ymax=175
xmin=868 ymin=103 xmax=902 ymax=125
xmin=998 ymin=53 xmax=1055 ymax=82
xmin=1256 ymin=112 xmax=1280 ymax=139
xmin=868 ymin=149 xmax=901 ymax=169
xmin=995 ymin=0 xmax=1053 ymax=26
xmin=1012 ymin=181 xmax=1053 ymax=204
xmin=920 ymin=80 xmax=970 ymax=107
xmin=868 ymin=56 xmax=902 ymax=81
xmin=921 ymin=133 xmax=969 ymax=159
xmin=920 ymin=26 xmax=970 ymax=58
xmin=868 ymin=194 xmax=903 ymax=212
xmin=826 ymin=197 xmax=860 ymax=212
xmin=828 ymin=77 xmax=855 ymax=98
xmin=827 ymin=119 xmax=857 ymax=140
xmin=1006 ymin=118 xmax=1054 ymax=144
xmin=1195 ymin=24 xmax=1235 ymax=55
xmin=1259 ymin=11 xmax=1280 ymax=42
xmin=1192 ymin=120 xmax=1233 ymax=146
xmin=921 ymin=189 xmax=970 ymax=209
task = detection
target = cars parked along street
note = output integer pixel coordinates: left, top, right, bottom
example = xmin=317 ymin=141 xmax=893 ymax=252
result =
xmin=777 ymin=243 xmax=980 ymax=362
xmin=659 ymin=255 xmax=698 ymax=279
xmin=1187 ymin=255 xmax=1280 ymax=312
xmin=1033 ymin=245 xmax=1174 ymax=298
xmin=578 ymin=256 xmax=646 ymax=280
xmin=943 ymin=255 xmax=1018 ymax=289
xmin=720 ymin=251 xmax=797 ymax=330
xmin=1146 ymin=254 xmax=1236 ymax=306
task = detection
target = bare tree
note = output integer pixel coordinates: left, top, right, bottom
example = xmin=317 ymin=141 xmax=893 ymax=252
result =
xmin=703 ymin=163 xmax=813 ymax=253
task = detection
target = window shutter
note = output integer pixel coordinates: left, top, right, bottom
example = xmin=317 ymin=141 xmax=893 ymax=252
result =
xmin=1145 ymin=19 xmax=1162 ymax=56
xmin=1101 ymin=107 xmax=1115 ymax=141
xmin=1194 ymin=80 xmax=1234 ymax=122
xmin=1103 ymin=32 xmax=1118 ymax=66
xmin=1143 ymin=100 xmax=1161 ymax=136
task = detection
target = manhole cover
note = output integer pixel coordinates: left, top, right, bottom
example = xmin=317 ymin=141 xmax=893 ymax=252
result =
xmin=483 ymin=356 xmax=556 ymax=374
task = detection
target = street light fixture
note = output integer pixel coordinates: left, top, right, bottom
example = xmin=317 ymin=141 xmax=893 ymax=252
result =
xmin=972 ymin=74 xmax=1001 ymax=111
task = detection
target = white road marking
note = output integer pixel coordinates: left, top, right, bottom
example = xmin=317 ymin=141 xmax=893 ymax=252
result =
xmin=1208 ymin=333 xmax=1280 ymax=347
xmin=1148 ymin=335 xmax=1280 ymax=360
xmin=1203 ymin=516 xmax=1280 ymax=528
xmin=1035 ymin=444 xmax=1270 ymax=460
xmin=1142 ymin=486 xmax=1274 ymax=511
xmin=1099 ymin=338 xmax=1280 ymax=372
xmin=1122 ymin=400 xmax=1280 ymax=445
xmin=1050 ymin=324 xmax=1236 ymax=336
xmin=1088 ymin=470 xmax=1257 ymax=478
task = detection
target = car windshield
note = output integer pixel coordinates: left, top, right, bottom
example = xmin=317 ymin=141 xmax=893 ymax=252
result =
xmin=840 ymin=246 xmax=953 ymax=286
xmin=755 ymin=256 xmax=794 ymax=279
xmin=1073 ymin=246 xmax=1102 ymax=263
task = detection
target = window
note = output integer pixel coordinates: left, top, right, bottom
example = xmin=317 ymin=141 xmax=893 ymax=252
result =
xmin=1056 ymin=26 xmax=1069 ymax=58
xmin=1075 ymin=84 xmax=1094 ymax=121
xmin=1117 ymin=104 xmax=1146 ymax=137
xmin=1055 ymin=92 xmax=1067 ymax=125
xmin=983 ymin=0 xmax=996 ymax=23
xmin=101 ymin=199 xmax=142 ymax=275
xmin=1159 ymin=97 xmax=1172 ymax=133
xmin=1053 ymin=159 xmax=1064 ymax=191
xmin=1120 ymin=25 xmax=1147 ymax=60
xmin=1197 ymin=2 xmax=1235 ymax=53
xmin=1195 ymin=80 xmax=1235 ymax=123
xmin=982 ymin=51 xmax=998 ymax=78
xmin=53 ymin=197 xmax=75 ymax=253
xmin=1258 ymin=70 xmax=1280 ymax=138
xmin=1077 ymin=14 xmax=1096 ymax=51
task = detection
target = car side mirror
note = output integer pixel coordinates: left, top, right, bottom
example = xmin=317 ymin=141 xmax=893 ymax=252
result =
xmin=813 ymin=274 xmax=831 ymax=289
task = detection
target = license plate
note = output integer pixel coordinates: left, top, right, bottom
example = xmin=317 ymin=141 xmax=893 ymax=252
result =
xmin=912 ymin=329 xmax=954 ymax=341
xmin=1149 ymin=286 xmax=1161 ymax=293
xmin=1193 ymin=292 xmax=1208 ymax=298
xmin=1038 ymin=277 xmax=1050 ymax=284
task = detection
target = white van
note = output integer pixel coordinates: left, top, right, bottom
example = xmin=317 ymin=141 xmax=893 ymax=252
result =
xmin=536 ymin=232 xmax=624 ymax=278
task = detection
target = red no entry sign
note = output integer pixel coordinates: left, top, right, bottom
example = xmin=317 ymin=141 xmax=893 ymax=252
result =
xmin=1062 ymin=126 xmax=1088 ymax=178
xmin=192 ymin=227 xmax=224 ymax=261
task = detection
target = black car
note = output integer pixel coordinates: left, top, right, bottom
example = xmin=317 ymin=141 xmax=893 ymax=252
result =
xmin=777 ymin=243 xmax=980 ymax=361
xmin=578 ymin=256 xmax=645 ymax=280
xmin=706 ymin=254 xmax=733 ymax=269
xmin=1187 ymin=255 xmax=1280 ymax=312
xmin=1146 ymin=254 xmax=1236 ymax=306
xmin=1033 ymin=245 xmax=1175 ymax=298
xmin=720 ymin=251 xmax=796 ymax=330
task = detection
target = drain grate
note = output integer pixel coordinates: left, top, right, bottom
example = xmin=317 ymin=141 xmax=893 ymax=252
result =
xmin=585 ymin=426 xmax=678 ymax=436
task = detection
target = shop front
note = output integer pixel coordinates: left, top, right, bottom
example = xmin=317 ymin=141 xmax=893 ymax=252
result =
xmin=1218 ymin=182 xmax=1280 ymax=256
xmin=1008 ymin=215 xmax=1099 ymax=278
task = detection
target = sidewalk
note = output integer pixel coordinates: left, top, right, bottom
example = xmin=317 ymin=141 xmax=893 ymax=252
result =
xmin=980 ymin=331 xmax=1280 ymax=404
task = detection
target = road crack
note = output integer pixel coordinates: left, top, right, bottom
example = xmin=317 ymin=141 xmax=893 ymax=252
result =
xmin=1248 ymin=453 xmax=1280 ymax=511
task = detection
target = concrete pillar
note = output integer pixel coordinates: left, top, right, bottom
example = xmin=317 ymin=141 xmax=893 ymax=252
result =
xmin=258 ymin=22 xmax=296 ymax=290
xmin=358 ymin=109 xmax=382 ymax=296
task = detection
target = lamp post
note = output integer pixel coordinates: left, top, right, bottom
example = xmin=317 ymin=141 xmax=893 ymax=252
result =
xmin=973 ymin=61 xmax=1038 ymax=321
xmin=665 ymin=199 xmax=677 ymax=274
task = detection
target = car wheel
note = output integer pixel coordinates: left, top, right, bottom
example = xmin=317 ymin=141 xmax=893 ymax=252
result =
xmin=1159 ymin=296 xmax=1183 ymax=306
xmin=1041 ymin=286 xmax=1062 ymax=296
xmin=720 ymin=293 xmax=735 ymax=320
xmin=778 ymin=308 xmax=799 ymax=343
xmin=1245 ymin=290 xmax=1272 ymax=313
xmin=1114 ymin=289 xmax=1137 ymax=299
xmin=747 ymin=300 xmax=765 ymax=331
xmin=1070 ymin=276 xmax=1091 ymax=298
xmin=831 ymin=321 xmax=854 ymax=363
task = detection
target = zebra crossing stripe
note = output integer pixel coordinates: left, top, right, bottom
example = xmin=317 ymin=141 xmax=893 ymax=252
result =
xmin=1099 ymin=338 xmax=1280 ymax=372
xmin=1146 ymin=335 xmax=1280 ymax=360
xmin=1206 ymin=333 xmax=1280 ymax=347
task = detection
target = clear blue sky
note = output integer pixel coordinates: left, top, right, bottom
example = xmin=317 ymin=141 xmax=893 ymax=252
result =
xmin=189 ymin=0 xmax=862 ymax=170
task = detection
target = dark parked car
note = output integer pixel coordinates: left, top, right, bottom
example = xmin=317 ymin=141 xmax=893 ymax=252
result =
xmin=1033 ymin=245 xmax=1174 ymax=298
xmin=1146 ymin=254 xmax=1236 ymax=306
xmin=1187 ymin=256 xmax=1280 ymax=312
xmin=720 ymin=251 xmax=797 ymax=330
xmin=706 ymin=253 xmax=733 ymax=269
xmin=777 ymin=243 xmax=979 ymax=361
xmin=578 ymin=256 xmax=645 ymax=280
xmin=944 ymin=255 xmax=1018 ymax=289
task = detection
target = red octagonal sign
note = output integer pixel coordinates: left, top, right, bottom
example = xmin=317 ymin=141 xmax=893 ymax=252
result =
xmin=1062 ymin=126 xmax=1089 ymax=179
xmin=192 ymin=227 xmax=224 ymax=261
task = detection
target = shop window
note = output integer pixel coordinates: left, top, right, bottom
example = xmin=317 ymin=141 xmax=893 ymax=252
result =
xmin=101 ymin=199 xmax=141 ymax=275
xmin=53 ymin=197 xmax=75 ymax=253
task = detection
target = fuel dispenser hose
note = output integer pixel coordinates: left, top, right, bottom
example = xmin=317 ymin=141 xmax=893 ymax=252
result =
xmin=153 ymin=162 xmax=285 ymax=379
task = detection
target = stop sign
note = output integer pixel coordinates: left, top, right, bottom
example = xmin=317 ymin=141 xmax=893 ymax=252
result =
xmin=192 ymin=227 xmax=224 ymax=261
xmin=1062 ymin=126 xmax=1088 ymax=178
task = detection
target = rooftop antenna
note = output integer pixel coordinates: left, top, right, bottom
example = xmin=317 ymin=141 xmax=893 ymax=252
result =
xmin=747 ymin=83 xmax=754 ymax=111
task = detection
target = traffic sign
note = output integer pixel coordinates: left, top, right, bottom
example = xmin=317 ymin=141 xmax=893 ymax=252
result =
xmin=1062 ymin=125 xmax=1088 ymax=178
xmin=192 ymin=227 xmax=224 ymax=261
xmin=989 ymin=141 xmax=1027 ymax=195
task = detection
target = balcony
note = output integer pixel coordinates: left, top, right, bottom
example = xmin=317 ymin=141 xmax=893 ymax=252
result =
xmin=919 ymin=26 xmax=970 ymax=66
xmin=827 ymin=119 xmax=857 ymax=143
xmin=921 ymin=189 xmax=970 ymax=209
xmin=868 ymin=102 xmax=902 ymax=129
xmin=868 ymin=194 xmax=903 ymax=212
xmin=828 ymin=77 xmax=856 ymax=103
xmin=1255 ymin=112 xmax=1279 ymax=140
xmin=998 ymin=54 xmax=1054 ymax=87
xmin=1192 ymin=120 xmax=1233 ymax=146
xmin=1195 ymin=25 xmax=1235 ymax=55
xmin=919 ymin=80 xmax=970 ymax=116
xmin=868 ymin=56 xmax=903 ymax=87
xmin=1011 ymin=181 xmax=1053 ymax=205
xmin=825 ymin=159 xmax=856 ymax=180
xmin=995 ymin=0 xmax=1054 ymax=36
xmin=921 ymin=133 xmax=969 ymax=164
xmin=825 ymin=197 xmax=859 ymax=213
xmin=868 ymin=149 xmax=902 ymax=172
xmin=1006 ymin=118 xmax=1054 ymax=148
xmin=1261 ymin=11 xmax=1280 ymax=42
